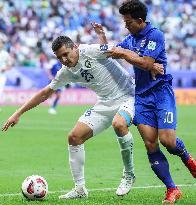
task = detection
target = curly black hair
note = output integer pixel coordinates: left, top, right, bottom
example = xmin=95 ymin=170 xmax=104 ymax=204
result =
xmin=119 ymin=0 xmax=148 ymax=21
xmin=52 ymin=36 xmax=74 ymax=52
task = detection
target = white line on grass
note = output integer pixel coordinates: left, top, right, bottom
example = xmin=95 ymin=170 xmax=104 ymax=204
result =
xmin=0 ymin=183 xmax=195 ymax=197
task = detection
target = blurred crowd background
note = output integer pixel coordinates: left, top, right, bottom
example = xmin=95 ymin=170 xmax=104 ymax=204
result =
xmin=0 ymin=0 xmax=196 ymax=89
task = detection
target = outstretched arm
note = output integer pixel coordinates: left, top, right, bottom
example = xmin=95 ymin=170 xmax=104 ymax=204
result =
xmin=105 ymin=47 xmax=164 ymax=79
xmin=92 ymin=22 xmax=163 ymax=78
xmin=2 ymin=86 xmax=54 ymax=131
xmin=92 ymin=22 xmax=108 ymax=44
xmin=92 ymin=22 xmax=164 ymax=80
xmin=105 ymin=47 xmax=154 ymax=70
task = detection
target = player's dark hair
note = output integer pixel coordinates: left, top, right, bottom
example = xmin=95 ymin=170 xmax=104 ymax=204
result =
xmin=52 ymin=36 xmax=74 ymax=52
xmin=119 ymin=0 xmax=147 ymax=21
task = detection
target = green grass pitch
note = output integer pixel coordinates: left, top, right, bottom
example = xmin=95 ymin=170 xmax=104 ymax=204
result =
xmin=0 ymin=105 xmax=196 ymax=205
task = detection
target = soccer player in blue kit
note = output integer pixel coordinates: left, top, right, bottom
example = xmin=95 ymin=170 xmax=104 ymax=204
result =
xmin=93 ymin=0 xmax=196 ymax=203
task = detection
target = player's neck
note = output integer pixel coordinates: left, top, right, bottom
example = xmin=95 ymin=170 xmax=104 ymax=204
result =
xmin=140 ymin=22 xmax=147 ymax=31
xmin=135 ymin=22 xmax=147 ymax=36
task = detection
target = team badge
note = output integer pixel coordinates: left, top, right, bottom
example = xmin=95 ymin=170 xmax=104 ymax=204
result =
xmin=147 ymin=41 xmax=156 ymax=50
xmin=85 ymin=59 xmax=92 ymax=69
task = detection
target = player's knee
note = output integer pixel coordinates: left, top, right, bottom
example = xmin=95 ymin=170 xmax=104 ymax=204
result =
xmin=112 ymin=118 xmax=127 ymax=134
xmin=159 ymin=135 xmax=176 ymax=149
xmin=144 ymin=140 xmax=158 ymax=152
xmin=159 ymin=137 xmax=169 ymax=147
xmin=68 ymin=131 xmax=83 ymax=146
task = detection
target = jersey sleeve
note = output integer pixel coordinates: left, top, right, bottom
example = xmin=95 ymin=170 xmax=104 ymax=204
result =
xmin=116 ymin=36 xmax=130 ymax=49
xmin=143 ymin=30 xmax=165 ymax=59
xmin=80 ymin=44 xmax=114 ymax=59
xmin=49 ymin=66 xmax=69 ymax=90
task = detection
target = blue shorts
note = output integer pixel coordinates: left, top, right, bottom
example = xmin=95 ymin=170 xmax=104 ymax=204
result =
xmin=133 ymin=82 xmax=177 ymax=129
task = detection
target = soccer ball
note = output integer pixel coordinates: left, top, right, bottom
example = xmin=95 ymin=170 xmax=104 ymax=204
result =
xmin=21 ymin=175 xmax=48 ymax=200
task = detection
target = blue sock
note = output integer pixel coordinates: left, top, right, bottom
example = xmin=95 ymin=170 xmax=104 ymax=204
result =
xmin=52 ymin=97 xmax=59 ymax=109
xmin=148 ymin=149 xmax=176 ymax=188
xmin=167 ymin=137 xmax=190 ymax=163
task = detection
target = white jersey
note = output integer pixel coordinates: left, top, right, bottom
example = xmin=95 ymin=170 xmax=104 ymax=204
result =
xmin=49 ymin=44 xmax=135 ymax=101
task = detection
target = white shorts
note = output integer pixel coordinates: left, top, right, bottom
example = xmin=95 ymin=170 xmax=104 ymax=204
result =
xmin=78 ymin=96 xmax=135 ymax=136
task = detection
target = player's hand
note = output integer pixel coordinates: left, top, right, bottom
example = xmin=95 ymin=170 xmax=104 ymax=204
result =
xmin=151 ymin=63 xmax=164 ymax=80
xmin=91 ymin=22 xmax=105 ymax=35
xmin=104 ymin=47 xmax=125 ymax=59
xmin=2 ymin=112 xmax=20 ymax=131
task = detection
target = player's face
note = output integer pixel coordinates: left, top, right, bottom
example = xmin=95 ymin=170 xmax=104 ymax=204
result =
xmin=123 ymin=15 xmax=143 ymax=35
xmin=54 ymin=45 xmax=79 ymax=67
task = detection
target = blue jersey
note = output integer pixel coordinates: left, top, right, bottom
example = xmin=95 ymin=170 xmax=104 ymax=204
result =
xmin=51 ymin=61 xmax=62 ymax=77
xmin=117 ymin=22 xmax=172 ymax=94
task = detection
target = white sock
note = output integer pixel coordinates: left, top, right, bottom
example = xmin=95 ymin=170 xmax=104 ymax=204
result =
xmin=117 ymin=132 xmax=134 ymax=176
xmin=68 ymin=144 xmax=85 ymax=187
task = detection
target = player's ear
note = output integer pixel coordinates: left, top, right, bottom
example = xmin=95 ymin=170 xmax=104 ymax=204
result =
xmin=137 ymin=18 xmax=144 ymax=24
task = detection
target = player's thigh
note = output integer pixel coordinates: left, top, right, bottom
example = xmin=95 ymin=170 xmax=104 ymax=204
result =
xmin=137 ymin=124 xmax=159 ymax=152
xmin=69 ymin=121 xmax=93 ymax=144
xmin=134 ymin=94 xmax=158 ymax=128
xmin=78 ymin=107 xmax=112 ymax=136
xmin=155 ymin=83 xmax=177 ymax=148
xmin=156 ymin=83 xmax=177 ymax=129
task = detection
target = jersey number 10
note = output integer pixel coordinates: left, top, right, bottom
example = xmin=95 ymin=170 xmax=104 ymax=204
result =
xmin=164 ymin=112 xmax=174 ymax=124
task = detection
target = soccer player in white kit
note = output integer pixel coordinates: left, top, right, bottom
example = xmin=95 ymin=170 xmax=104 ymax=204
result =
xmin=2 ymin=36 xmax=135 ymax=199
xmin=0 ymin=40 xmax=12 ymax=103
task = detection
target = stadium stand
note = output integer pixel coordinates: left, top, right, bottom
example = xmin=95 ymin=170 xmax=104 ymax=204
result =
xmin=0 ymin=0 xmax=195 ymax=88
